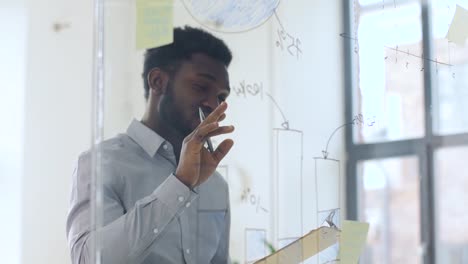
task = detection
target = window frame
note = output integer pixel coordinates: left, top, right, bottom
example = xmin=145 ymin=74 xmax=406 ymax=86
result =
xmin=342 ymin=0 xmax=468 ymax=263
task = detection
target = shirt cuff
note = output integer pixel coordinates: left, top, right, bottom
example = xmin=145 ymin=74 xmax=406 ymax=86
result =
xmin=154 ymin=174 xmax=198 ymax=214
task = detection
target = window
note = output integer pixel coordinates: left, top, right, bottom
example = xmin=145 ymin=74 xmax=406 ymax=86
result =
xmin=344 ymin=0 xmax=468 ymax=263
xmin=358 ymin=156 xmax=421 ymax=263
xmin=435 ymin=147 xmax=468 ymax=263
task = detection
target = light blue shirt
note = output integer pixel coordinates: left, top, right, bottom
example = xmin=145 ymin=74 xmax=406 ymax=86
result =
xmin=66 ymin=119 xmax=231 ymax=264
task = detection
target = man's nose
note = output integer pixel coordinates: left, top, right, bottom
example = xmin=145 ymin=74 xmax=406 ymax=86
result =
xmin=201 ymin=96 xmax=220 ymax=113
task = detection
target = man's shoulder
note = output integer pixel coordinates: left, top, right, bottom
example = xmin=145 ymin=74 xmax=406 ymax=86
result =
xmin=74 ymin=134 xmax=140 ymax=183
xmin=78 ymin=134 xmax=137 ymax=159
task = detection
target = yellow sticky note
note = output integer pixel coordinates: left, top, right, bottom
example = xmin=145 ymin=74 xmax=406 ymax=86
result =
xmin=446 ymin=5 xmax=468 ymax=46
xmin=136 ymin=0 xmax=173 ymax=50
xmin=339 ymin=220 xmax=370 ymax=264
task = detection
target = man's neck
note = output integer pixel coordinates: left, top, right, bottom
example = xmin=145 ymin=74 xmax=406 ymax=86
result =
xmin=141 ymin=114 xmax=184 ymax=163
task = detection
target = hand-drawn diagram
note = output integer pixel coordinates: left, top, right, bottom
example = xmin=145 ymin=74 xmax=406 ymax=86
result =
xmin=181 ymin=0 xmax=302 ymax=58
xmin=181 ymin=0 xmax=280 ymax=33
xmin=340 ymin=32 xmax=453 ymax=73
xmin=241 ymin=188 xmax=269 ymax=213
xmin=313 ymin=112 xmax=376 ymax=263
xmin=230 ymin=80 xmax=290 ymax=129
xmin=339 ymin=33 xmax=359 ymax=55
xmin=322 ymin=114 xmax=375 ymax=159
xmin=274 ymin=127 xmax=303 ymax=248
xmin=314 ymin=157 xmax=341 ymax=264
xmin=273 ymin=11 xmax=302 ymax=59
xmin=230 ymin=79 xmax=306 ymax=254
xmin=343 ymin=0 xmax=461 ymax=78
xmin=266 ymin=92 xmax=290 ymax=129
xmin=232 ymin=80 xmax=264 ymax=99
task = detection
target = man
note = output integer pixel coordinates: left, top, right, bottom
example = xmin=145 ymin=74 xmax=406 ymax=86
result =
xmin=67 ymin=26 xmax=235 ymax=264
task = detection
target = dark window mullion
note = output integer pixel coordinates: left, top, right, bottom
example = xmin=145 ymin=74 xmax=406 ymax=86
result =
xmin=421 ymin=1 xmax=436 ymax=263
xmin=343 ymin=0 xmax=358 ymax=223
xmin=349 ymin=138 xmax=425 ymax=160
xmin=433 ymin=133 xmax=468 ymax=148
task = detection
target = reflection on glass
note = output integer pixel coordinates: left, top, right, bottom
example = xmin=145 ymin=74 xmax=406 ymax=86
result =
xmin=355 ymin=2 xmax=425 ymax=143
xmin=431 ymin=0 xmax=468 ymax=135
xmin=358 ymin=156 xmax=421 ymax=264
xmin=435 ymin=147 xmax=468 ymax=263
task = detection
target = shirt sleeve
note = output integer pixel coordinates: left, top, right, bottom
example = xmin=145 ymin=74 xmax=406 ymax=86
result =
xmin=210 ymin=186 xmax=231 ymax=264
xmin=66 ymin=152 xmax=198 ymax=264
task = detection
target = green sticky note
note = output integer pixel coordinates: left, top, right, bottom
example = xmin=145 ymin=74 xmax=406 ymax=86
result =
xmin=339 ymin=220 xmax=370 ymax=264
xmin=136 ymin=0 xmax=173 ymax=50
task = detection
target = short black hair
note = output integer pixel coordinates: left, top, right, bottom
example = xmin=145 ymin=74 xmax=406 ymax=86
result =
xmin=142 ymin=26 xmax=233 ymax=100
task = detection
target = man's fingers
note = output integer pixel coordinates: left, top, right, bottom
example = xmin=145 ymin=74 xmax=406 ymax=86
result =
xmin=205 ymin=125 xmax=235 ymax=138
xmin=212 ymin=139 xmax=234 ymax=162
xmin=193 ymin=122 xmax=219 ymax=143
xmin=192 ymin=124 xmax=234 ymax=149
xmin=205 ymin=102 xmax=228 ymax=123
xmin=217 ymin=113 xmax=226 ymax=122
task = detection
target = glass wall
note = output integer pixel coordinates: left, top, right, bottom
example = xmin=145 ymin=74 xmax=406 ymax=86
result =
xmin=86 ymin=1 xmax=346 ymax=263
xmin=7 ymin=1 xmax=468 ymax=263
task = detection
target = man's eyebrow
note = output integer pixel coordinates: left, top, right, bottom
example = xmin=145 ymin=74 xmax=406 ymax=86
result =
xmin=195 ymin=72 xmax=230 ymax=92
xmin=196 ymin=73 xmax=217 ymax=81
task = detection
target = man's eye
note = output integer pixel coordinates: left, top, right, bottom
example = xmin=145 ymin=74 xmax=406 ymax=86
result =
xmin=193 ymin=85 xmax=207 ymax=92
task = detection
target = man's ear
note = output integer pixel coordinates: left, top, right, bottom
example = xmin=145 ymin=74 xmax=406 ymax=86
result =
xmin=147 ymin=68 xmax=169 ymax=96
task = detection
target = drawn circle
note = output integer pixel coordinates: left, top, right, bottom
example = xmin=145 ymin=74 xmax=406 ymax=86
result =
xmin=181 ymin=0 xmax=280 ymax=33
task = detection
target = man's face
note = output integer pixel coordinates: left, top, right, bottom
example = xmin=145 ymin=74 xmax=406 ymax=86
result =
xmin=159 ymin=53 xmax=230 ymax=137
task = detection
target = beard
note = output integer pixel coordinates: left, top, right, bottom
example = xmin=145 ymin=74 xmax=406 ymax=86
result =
xmin=159 ymin=80 xmax=193 ymax=137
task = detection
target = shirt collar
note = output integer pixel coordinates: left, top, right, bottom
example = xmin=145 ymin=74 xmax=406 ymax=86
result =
xmin=126 ymin=119 xmax=166 ymax=157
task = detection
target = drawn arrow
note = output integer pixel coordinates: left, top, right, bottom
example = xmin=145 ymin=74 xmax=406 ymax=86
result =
xmin=339 ymin=32 xmax=358 ymax=41
xmin=322 ymin=114 xmax=375 ymax=158
xmin=265 ymin=92 xmax=290 ymax=129
xmin=322 ymin=122 xmax=353 ymax=159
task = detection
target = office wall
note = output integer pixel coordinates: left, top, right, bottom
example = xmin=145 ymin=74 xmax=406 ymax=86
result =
xmin=0 ymin=1 xmax=26 ymax=264
xmin=20 ymin=0 xmax=93 ymax=263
